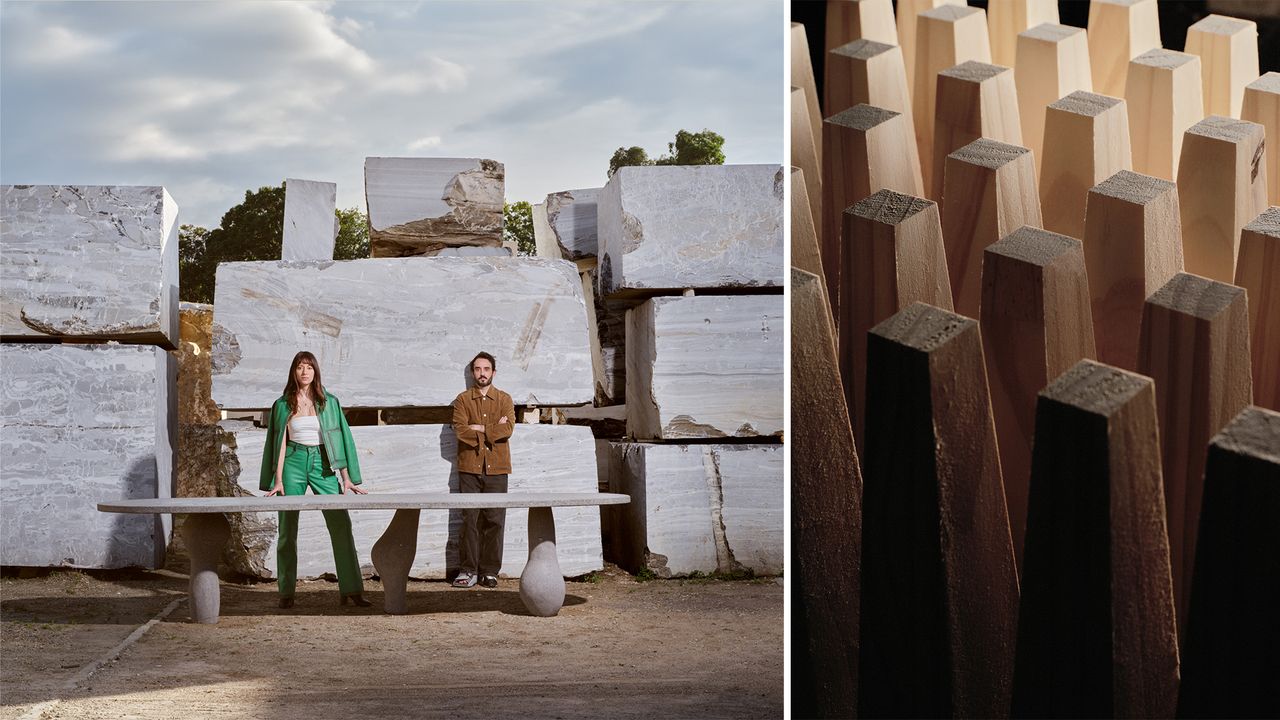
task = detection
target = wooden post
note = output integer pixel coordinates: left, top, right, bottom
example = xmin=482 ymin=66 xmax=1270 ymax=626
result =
xmin=1236 ymin=207 xmax=1280 ymax=411
xmin=1138 ymin=271 xmax=1253 ymax=640
xmin=941 ymin=137 xmax=1042 ymax=319
xmin=1177 ymin=405 xmax=1280 ymax=720
xmin=1012 ymin=360 xmax=1178 ymax=719
xmin=825 ymin=0 xmax=897 ymax=54
xmin=980 ymin=227 xmax=1096 ymax=568
xmin=791 ymin=267 xmax=863 ymax=720
xmin=1015 ymin=23 xmax=1092 ymax=177
xmin=792 ymin=86 xmax=822 ymax=243
xmin=1087 ymin=0 xmax=1161 ymax=99
xmin=987 ymin=0 xmax=1058 ymax=69
xmin=826 ymin=39 xmax=912 ymax=120
xmin=792 ymin=22 xmax=823 ymax=168
xmin=913 ymin=5 xmax=992 ymax=197
xmin=823 ymin=104 xmax=924 ymax=322
xmin=931 ymin=61 xmax=1023 ymax=203
xmin=843 ymin=189 xmax=953 ymax=455
xmin=1185 ymin=14 xmax=1260 ymax=119
xmin=1040 ymin=91 xmax=1132 ymax=240
xmin=860 ymin=302 xmax=1017 ymax=719
xmin=1177 ymin=116 xmax=1267 ymax=283
xmin=1083 ymin=170 xmax=1184 ymax=370
xmin=1125 ymin=49 xmax=1205 ymax=181
xmin=897 ymin=0 xmax=966 ymax=97
xmin=791 ymin=167 xmax=825 ymax=290
xmin=1242 ymin=73 xmax=1280 ymax=206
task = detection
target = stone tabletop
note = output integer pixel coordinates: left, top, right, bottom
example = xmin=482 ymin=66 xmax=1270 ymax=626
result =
xmin=100 ymin=492 xmax=630 ymax=514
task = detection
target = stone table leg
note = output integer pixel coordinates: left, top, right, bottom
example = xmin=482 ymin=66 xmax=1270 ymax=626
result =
xmin=519 ymin=506 xmax=565 ymax=617
xmin=179 ymin=513 xmax=230 ymax=624
xmin=371 ymin=509 xmax=419 ymax=615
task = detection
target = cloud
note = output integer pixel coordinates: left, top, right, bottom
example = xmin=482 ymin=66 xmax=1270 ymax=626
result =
xmin=18 ymin=24 xmax=115 ymax=65
xmin=407 ymin=136 xmax=443 ymax=151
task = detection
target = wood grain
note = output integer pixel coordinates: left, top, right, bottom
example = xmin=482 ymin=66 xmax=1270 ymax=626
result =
xmin=931 ymin=61 xmax=1023 ymax=204
xmin=1236 ymin=206 xmax=1280 ymax=411
xmin=1185 ymin=14 xmax=1260 ymax=119
xmin=1086 ymin=0 xmax=1161 ymax=98
xmin=1177 ymin=115 xmax=1267 ymax=282
xmin=897 ymin=0 xmax=966 ymax=98
xmin=1241 ymin=73 xmax=1280 ymax=206
xmin=825 ymin=0 xmax=897 ymax=55
xmin=793 ymin=86 xmax=822 ymax=245
xmin=826 ymin=39 xmax=912 ymax=121
xmin=987 ymin=0 xmax=1058 ymax=69
xmin=1125 ymin=49 xmax=1205 ymax=181
xmin=793 ymin=22 xmax=823 ymax=169
xmin=1015 ymin=23 xmax=1092 ymax=178
xmin=1040 ymin=91 xmax=1132 ymax=240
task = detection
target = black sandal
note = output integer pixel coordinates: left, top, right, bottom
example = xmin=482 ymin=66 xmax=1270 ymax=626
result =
xmin=341 ymin=593 xmax=372 ymax=607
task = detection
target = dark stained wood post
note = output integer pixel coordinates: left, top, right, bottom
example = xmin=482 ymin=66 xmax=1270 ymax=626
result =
xmin=1235 ymin=207 xmax=1280 ymax=411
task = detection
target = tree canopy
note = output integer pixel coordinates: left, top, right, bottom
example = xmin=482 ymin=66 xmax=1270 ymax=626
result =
xmin=503 ymin=201 xmax=535 ymax=256
xmin=607 ymin=128 xmax=726 ymax=177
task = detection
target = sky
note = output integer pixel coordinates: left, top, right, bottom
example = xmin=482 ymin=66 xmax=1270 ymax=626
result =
xmin=1 ymin=0 xmax=784 ymax=230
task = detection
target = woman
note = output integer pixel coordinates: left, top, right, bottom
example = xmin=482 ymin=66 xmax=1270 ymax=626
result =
xmin=259 ymin=351 xmax=371 ymax=608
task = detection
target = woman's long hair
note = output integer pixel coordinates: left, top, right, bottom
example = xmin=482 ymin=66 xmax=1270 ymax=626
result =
xmin=283 ymin=351 xmax=327 ymax=415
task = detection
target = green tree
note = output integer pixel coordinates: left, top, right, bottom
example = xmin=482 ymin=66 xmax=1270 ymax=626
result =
xmin=178 ymin=224 xmax=215 ymax=304
xmin=607 ymin=129 xmax=726 ymax=178
xmin=608 ymin=146 xmax=651 ymax=178
xmin=334 ymin=206 xmax=370 ymax=260
xmin=503 ymin=200 xmax=535 ymax=256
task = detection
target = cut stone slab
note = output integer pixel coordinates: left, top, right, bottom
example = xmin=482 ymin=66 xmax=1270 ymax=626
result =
xmin=178 ymin=302 xmax=220 ymax=425
xmin=626 ymin=295 xmax=784 ymax=440
xmin=597 ymin=165 xmax=784 ymax=298
xmin=210 ymin=257 xmax=593 ymax=409
xmin=0 ymin=185 xmax=179 ymax=348
xmin=546 ymin=188 xmax=601 ymax=261
xmin=364 ymin=157 xmax=504 ymax=257
xmin=281 ymin=178 xmax=337 ymax=261
xmin=608 ymin=443 xmax=783 ymax=577
xmin=0 ymin=343 xmax=175 ymax=569
xmin=228 ymin=422 xmax=603 ymax=579
xmin=532 ymin=201 xmax=559 ymax=259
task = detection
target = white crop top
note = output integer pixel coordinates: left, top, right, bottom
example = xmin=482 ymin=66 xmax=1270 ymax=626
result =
xmin=289 ymin=415 xmax=321 ymax=446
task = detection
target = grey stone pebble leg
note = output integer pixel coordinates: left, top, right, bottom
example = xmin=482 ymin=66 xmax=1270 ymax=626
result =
xmin=179 ymin=513 xmax=230 ymax=624
xmin=370 ymin=508 xmax=420 ymax=615
xmin=519 ymin=506 xmax=565 ymax=617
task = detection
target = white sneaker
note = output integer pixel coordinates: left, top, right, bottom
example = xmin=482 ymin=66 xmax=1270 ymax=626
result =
xmin=452 ymin=572 xmax=477 ymax=588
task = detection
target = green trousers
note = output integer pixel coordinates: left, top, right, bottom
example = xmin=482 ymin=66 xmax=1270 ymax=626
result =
xmin=277 ymin=441 xmax=363 ymax=598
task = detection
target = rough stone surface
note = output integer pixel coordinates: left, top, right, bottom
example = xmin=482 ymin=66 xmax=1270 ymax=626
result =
xmin=585 ymin=266 xmax=626 ymax=405
xmin=0 ymin=185 xmax=179 ymax=347
xmin=177 ymin=302 xmax=220 ymax=425
xmin=210 ymin=257 xmax=593 ymax=409
xmin=546 ymin=188 xmax=601 ymax=261
xmin=597 ymin=165 xmax=785 ymax=298
xmin=608 ymin=443 xmax=783 ymax=577
xmin=281 ymin=179 xmax=337 ymax=261
xmin=225 ymin=422 xmax=604 ymax=579
xmin=364 ymin=158 xmax=504 ymax=257
xmin=627 ymin=295 xmax=784 ymax=440
xmin=0 ymin=343 xmax=175 ymax=569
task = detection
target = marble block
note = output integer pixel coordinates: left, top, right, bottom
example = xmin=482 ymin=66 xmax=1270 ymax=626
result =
xmin=430 ymin=246 xmax=512 ymax=257
xmin=1 ymin=185 xmax=179 ymax=348
xmin=584 ymin=267 xmax=626 ymax=406
xmin=532 ymin=202 xmax=559 ymax=259
xmin=627 ymin=295 xmax=784 ymax=440
xmin=282 ymin=178 xmax=337 ymax=261
xmin=0 ymin=343 xmax=175 ymax=569
xmin=178 ymin=302 xmax=220 ymax=425
xmin=546 ymin=188 xmax=601 ymax=261
xmin=210 ymin=257 xmax=593 ymax=409
xmin=227 ymin=422 xmax=603 ymax=579
xmin=597 ymin=165 xmax=785 ymax=298
xmin=609 ymin=443 xmax=783 ymax=576
xmin=364 ymin=158 xmax=504 ymax=257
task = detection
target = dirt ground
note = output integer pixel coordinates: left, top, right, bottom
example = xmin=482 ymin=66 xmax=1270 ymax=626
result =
xmin=0 ymin=566 xmax=782 ymax=719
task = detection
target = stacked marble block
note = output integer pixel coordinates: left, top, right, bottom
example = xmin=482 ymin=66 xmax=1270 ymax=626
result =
xmin=0 ymin=185 xmax=179 ymax=569
xmin=596 ymin=165 xmax=786 ymax=577
xmin=207 ymin=157 xmax=604 ymax=580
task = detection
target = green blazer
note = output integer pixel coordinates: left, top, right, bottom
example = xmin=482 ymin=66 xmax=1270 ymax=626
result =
xmin=258 ymin=391 xmax=362 ymax=491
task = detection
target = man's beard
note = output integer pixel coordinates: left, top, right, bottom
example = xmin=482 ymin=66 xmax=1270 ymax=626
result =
xmin=475 ymin=376 xmax=491 ymax=386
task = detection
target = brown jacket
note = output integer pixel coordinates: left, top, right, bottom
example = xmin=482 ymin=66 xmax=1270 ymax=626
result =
xmin=451 ymin=386 xmax=515 ymax=475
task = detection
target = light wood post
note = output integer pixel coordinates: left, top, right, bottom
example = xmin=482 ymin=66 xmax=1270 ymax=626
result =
xmin=897 ymin=0 xmax=966 ymax=97
xmin=1126 ymin=49 xmax=1205 ymax=181
xmin=1138 ymin=271 xmax=1253 ymax=640
xmin=791 ymin=267 xmax=863 ymax=720
xmin=823 ymin=104 xmax=924 ymax=321
xmin=843 ymin=189 xmax=953 ymax=455
xmin=1040 ymin=91 xmax=1132 ymax=240
xmin=932 ymin=61 xmax=1023 ymax=203
xmin=1185 ymin=14 xmax=1260 ymax=119
xmin=1083 ymin=170 xmax=1184 ymax=370
xmin=1012 ymin=361 xmax=1178 ymax=719
xmin=1236 ymin=207 xmax=1280 ymax=411
xmin=913 ymin=5 xmax=993 ymax=197
xmin=1242 ymin=73 xmax=1280 ymax=206
xmin=1015 ymin=23 xmax=1092 ymax=176
xmin=1087 ymin=0 xmax=1161 ymax=99
xmin=942 ymin=138 xmax=1042 ymax=319
xmin=1177 ymin=116 xmax=1267 ymax=282
xmin=860 ymin=302 xmax=1017 ymax=720
xmin=826 ymin=0 xmax=897 ymax=54
xmin=792 ymin=86 xmax=822 ymax=243
xmin=987 ymin=0 xmax=1058 ymax=68
xmin=980 ymin=227 xmax=1096 ymax=567
xmin=793 ymin=23 xmax=823 ymax=167
xmin=1178 ymin=405 xmax=1280 ymax=719
xmin=827 ymin=39 xmax=912 ymax=120
xmin=791 ymin=167 xmax=823 ymax=283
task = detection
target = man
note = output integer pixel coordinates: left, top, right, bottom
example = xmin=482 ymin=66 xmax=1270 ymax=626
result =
xmin=451 ymin=351 xmax=515 ymax=589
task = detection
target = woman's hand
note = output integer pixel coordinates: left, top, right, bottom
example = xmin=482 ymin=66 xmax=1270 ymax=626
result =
xmin=266 ymin=482 xmax=284 ymax=497
xmin=344 ymin=478 xmax=367 ymax=495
